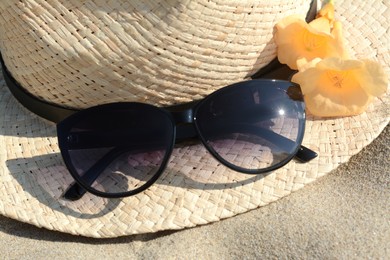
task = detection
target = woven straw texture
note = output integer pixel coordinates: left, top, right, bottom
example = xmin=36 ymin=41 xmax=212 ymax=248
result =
xmin=0 ymin=0 xmax=312 ymax=108
xmin=0 ymin=0 xmax=389 ymax=238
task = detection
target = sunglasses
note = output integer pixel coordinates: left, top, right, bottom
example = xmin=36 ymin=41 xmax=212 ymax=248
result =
xmin=57 ymin=79 xmax=318 ymax=200
xmin=1 ymin=55 xmax=317 ymax=201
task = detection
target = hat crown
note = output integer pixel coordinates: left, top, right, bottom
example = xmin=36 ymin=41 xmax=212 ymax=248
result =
xmin=0 ymin=0 xmax=312 ymax=108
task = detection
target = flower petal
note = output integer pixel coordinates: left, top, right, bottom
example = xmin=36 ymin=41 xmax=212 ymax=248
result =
xmin=317 ymin=57 xmax=363 ymax=71
xmin=331 ymin=21 xmax=350 ymax=59
xmin=355 ymin=59 xmax=388 ymax=97
xmin=296 ymin=57 xmax=322 ymax=71
xmin=304 ymin=89 xmax=372 ymax=117
xmin=276 ymin=43 xmax=302 ymax=70
xmin=274 ymin=16 xmax=347 ymax=69
xmin=309 ymin=17 xmax=331 ymax=34
xmin=316 ymin=2 xmax=335 ymax=24
xmin=275 ymin=15 xmax=306 ymax=30
xmin=292 ymin=65 xmax=322 ymax=94
xmin=292 ymin=57 xmax=381 ymax=117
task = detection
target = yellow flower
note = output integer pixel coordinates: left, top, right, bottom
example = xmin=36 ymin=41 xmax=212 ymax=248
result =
xmin=316 ymin=2 xmax=335 ymax=25
xmin=274 ymin=15 xmax=346 ymax=70
xmin=291 ymin=57 xmax=388 ymax=117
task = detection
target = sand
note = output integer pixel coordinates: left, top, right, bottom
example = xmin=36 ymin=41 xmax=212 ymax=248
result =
xmin=0 ymin=125 xmax=388 ymax=259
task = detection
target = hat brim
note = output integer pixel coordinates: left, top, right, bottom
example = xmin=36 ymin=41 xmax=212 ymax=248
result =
xmin=0 ymin=0 xmax=389 ymax=238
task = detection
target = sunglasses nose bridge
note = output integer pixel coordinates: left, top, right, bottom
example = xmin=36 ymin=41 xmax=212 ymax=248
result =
xmin=171 ymin=108 xmax=198 ymax=141
xmin=164 ymin=102 xmax=200 ymax=141
xmin=171 ymin=108 xmax=194 ymax=125
xmin=165 ymin=100 xmax=198 ymax=124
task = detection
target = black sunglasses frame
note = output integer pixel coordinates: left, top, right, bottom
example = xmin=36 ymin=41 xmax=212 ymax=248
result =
xmin=56 ymin=79 xmax=316 ymax=200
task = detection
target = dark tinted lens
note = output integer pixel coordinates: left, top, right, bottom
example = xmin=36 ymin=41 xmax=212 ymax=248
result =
xmin=58 ymin=103 xmax=174 ymax=195
xmin=194 ymin=80 xmax=305 ymax=172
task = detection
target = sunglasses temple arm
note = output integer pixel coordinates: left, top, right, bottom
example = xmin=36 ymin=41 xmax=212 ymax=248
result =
xmin=295 ymin=145 xmax=318 ymax=162
xmin=210 ymin=123 xmax=318 ymax=162
xmin=63 ymin=182 xmax=86 ymax=201
xmin=258 ymin=130 xmax=317 ymax=162
xmin=63 ymin=141 xmax=166 ymax=200
xmin=255 ymin=128 xmax=318 ymax=162
xmin=63 ymin=146 xmax=130 ymax=200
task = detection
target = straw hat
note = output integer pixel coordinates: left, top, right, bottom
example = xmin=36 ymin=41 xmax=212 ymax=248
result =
xmin=0 ymin=0 xmax=388 ymax=238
